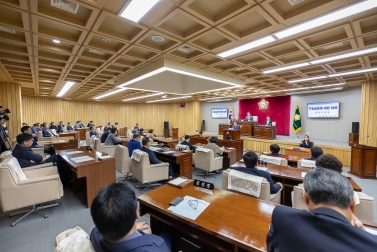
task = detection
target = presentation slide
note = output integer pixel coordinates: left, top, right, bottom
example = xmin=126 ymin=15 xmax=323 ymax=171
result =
xmin=212 ymin=108 xmax=228 ymax=119
xmin=307 ymin=101 xmax=340 ymax=118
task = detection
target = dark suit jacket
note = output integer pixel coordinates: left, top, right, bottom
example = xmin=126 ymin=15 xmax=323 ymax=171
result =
xmin=181 ymin=140 xmax=197 ymax=152
xmin=90 ymin=228 xmax=170 ymax=252
xmin=30 ymin=127 xmax=38 ymax=135
xmin=141 ymin=147 xmax=161 ymax=164
xmin=42 ymin=129 xmax=55 ymax=137
xmin=265 ymin=120 xmax=272 ymax=126
xmin=266 ymin=205 xmax=377 ymax=252
xmin=101 ymin=132 xmax=109 ymax=143
xmin=12 ymin=144 xmax=43 ymax=168
xmin=66 ymin=125 xmax=73 ymax=130
xmin=89 ymin=130 xmax=99 ymax=138
xmin=233 ymin=166 xmax=281 ymax=194
xmin=299 ymin=140 xmax=313 ymax=148
xmin=127 ymin=139 xmax=141 ymax=157
xmin=232 ymin=125 xmax=241 ymax=130
xmin=49 ymin=125 xmax=57 ymax=130
xmin=57 ymin=124 xmax=64 ymax=133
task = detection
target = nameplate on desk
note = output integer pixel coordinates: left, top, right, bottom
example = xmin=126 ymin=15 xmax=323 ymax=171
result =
xmin=194 ymin=179 xmax=214 ymax=190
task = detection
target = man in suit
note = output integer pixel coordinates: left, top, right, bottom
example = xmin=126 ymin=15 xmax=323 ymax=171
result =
xmin=57 ymin=121 xmax=64 ymax=133
xmin=21 ymin=126 xmax=54 ymax=155
xmin=181 ymin=135 xmax=197 ymax=152
xmin=266 ymin=168 xmax=377 ymax=251
xmin=206 ymin=137 xmax=223 ymax=158
xmin=127 ymin=134 xmax=141 ymax=157
xmin=131 ymin=126 xmax=139 ymax=134
xmin=35 ymin=123 xmax=43 ymax=132
xmin=49 ymin=122 xmax=57 ymax=130
xmin=266 ymin=144 xmax=281 ymax=157
xmin=90 ymin=183 xmax=174 ymax=252
xmin=104 ymin=127 xmax=122 ymax=146
xmin=103 ymin=122 xmax=111 ymax=133
xmin=245 ymin=112 xmax=253 ymax=121
xmin=30 ymin=123 xmax=39 ymax=135
xmin=0 ymin=115 xmax=10 ymax=153
xmin=66 ymin=122 xmax=73 ymax=130
xmin=101 ymin=127 xmax=111 ymax=143
xmin=87 ymin=120 xmax=94 ymax=127
xmin=89 ymin=126 xmax=100 ymax=138
xmin=42 ymin=124 xmax=57 ymax=137
xmin=265 ymin=116 xmax=272 ymax=126
xmin=315 ymin=153 xmax=342 ymax=172
xmin=141 ymin=137 xmax=173 ymax=178
xmin=232 ymin=121 xmax=240 ymax=130
xmin=305 ymin=146 xmax=323 ymax=161
xmin=74 ymin=120 xmax=84 ymax=129
xmin=12 ymin=133 xmax=67 ymax=183
xmin=233 ymin=152 xmax=282 ymax=194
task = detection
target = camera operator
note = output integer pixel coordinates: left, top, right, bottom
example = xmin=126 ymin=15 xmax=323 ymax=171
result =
xmin=0 ymin=115 xmax=10 ymax=153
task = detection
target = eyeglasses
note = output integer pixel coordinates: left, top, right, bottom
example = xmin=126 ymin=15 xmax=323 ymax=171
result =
xmin=101 ymin=152 xmax=109 ymax=156
xmin=187 ymin=199 xmax=198 ymax=210
xmin=258 ymin=160 xmax=267 ymax=165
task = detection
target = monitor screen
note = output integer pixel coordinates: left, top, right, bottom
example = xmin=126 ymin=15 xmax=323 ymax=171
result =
xmin=211 ymin=108 xmax=228 ymax=119
xmin=307 ymin=101 xmax=340 ymax=118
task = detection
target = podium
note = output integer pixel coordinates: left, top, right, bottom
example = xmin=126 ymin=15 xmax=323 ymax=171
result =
xmin=350 ymin=144 xmax=377 ymax=179
xmin=222 ymin=129 xmax=241 ymax=140
xmin=172 ymin=128 xmax=179 ymax=140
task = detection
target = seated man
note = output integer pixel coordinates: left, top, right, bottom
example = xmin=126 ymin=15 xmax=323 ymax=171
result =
xmin=306 ymin=146 xmax=323 ymax=161
xmin=74 ymin=120 xmax=84 ymax=129
xmin=35 ymin=123 xmax=43 ymax=132
xmin=89 ymin=126 xmax=99 ymax=138
xmin=104 ymin=127 xmax=122 ymax=146
xmin=103 ymin=122 xmax=111 ymax=133
xmin=198 ymin=131 xmax=204 ymax=138
xmin=139 ymin=128 xmax=146 ymax=137
xmin=266 ymin=168 xmax=377 ymax=251
xmin=101 ymin=127 xmax=111 ymax=143
xmin=206 ymin=137 xmax=223 ymax=158
xmin=21 ymin=126 xmax=54 ymax=155
xmin=87 ymin=121 xmax=94 ymax=127
xmin=127 ymin=134 xmax=141 ymax=157
xmin=114 ymin=122 xmax=119 ymax=128
xmin=90 ymin=183 xmax=174 ymax=251
xmin=141 ymin=137 xmax=173 ymax=179
xmin=30 ymin=123 xmax=39 ymax=135
xmin=57 ymin=121 xmax=64 ymax=133
xmin=131 ymin=126 xmax=139 ymax=134
xmin=232 ymin=121 xmax=240 ymax=130
xmin=233 ymin=152 xmax=282 ymax=194
xmin=66 ymin=122 xmax=73 ymax=131
xmin=266 ymin=144 xmax=281 ymax=157
xmin=180 ymin=135 xmax=197 ymax=152
xmin=42 ymin=123 xmax=57 ymax=137
xmin=315 ymin=154 xmax=342 ymax=173
xmin=49 ymin=122 xmax=57 ymax=130
xmin=12 ymin=133 xmax=67 ymax=183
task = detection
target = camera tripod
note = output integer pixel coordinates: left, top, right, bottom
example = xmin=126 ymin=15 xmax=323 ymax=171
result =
xmin=0 ymin=126 xmax=12 ymax=153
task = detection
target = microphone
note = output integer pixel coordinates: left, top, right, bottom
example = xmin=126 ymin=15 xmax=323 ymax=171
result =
xmin=355 ymin=135 xmax=369 ymax=144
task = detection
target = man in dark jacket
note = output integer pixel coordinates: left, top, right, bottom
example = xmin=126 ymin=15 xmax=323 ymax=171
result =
xmin=127 ymin=134 xmax=141 ymax=157
xmin=90 ymin=183 xmax=174 ymax=252
xmin=180 ymin=135 xmax=197 ymax=152
xmin=101 ymin=127 xmax=111 ymax=144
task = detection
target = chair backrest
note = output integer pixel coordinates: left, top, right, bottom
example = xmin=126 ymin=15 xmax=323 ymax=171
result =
xmin=93 ymin=139 xmax=102 ymax=152
xmin=85 ymin=132 xmax=91 ymax=145
xmin=175 ymin=144 xmax=190 ymax=151
xmin=222 ymin=169 xmax=271 ymax=201
xmin=51 ymin=129 xmax=57 ymax=135
xmin=114 ymin=145 xmax=131 ymax=173
xmin=0 ymin=151 xmax=13 ymax=162
xmin=195 ymin=149 xmax=215 ymax=168
xmin=272 ymin=122 xmax=276 ymax=126
xmin=12 ymin=139 xmax=17 ymax=150
xmin=0 ymin=157 xmax=25 ymax=188
xmin=37 ymin=131 xmax=43 ymax=141
xmin=260 ymin=155 xmax=288 ymax=166
xmin=252 ymin=116 xmax=258 ymax=122
xmin=297 ymin=159 xmax=316 ymax=168
xmin=62 ymin=126 xmax=67 ymax=132
xmin=96 ymin=128 xmax=102 ymax=134
xmin=90 ymin=136 xmax=97 ymax=149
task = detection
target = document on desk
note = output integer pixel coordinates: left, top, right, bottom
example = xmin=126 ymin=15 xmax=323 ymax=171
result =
xmin=256 ymin=166 xmax=268 ymax=171
xmin=301 ymin=172 xmax=307 ymax=177
xmin=71 ymin=156 xmax=95 ymax=163
xmin=150 ymin=147 xmax=162 ymax=151
xmin=64 ymin=151 xmax=84 ymax=155
xmin=168 ymin=196 xmax=210 ymax=220
xmin=366 ymin=227 xmax=377 ymax=236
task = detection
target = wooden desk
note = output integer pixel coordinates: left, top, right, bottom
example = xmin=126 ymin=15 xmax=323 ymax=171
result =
xmin=217 ymin=139 xmax=244 ymax=162
xmin=138 ymin=184 xmax=275 ymax=252
xmin=253 ymin=125 xmax=276 ymax=139
xmin=58 ymin=149 xmax=115 ymax=208
xmin=218 ymin=124 xmax=231 ymax=135
xmin=51 ymin=140 xmax=79 ymax=150
xmin=223 ymin=149 xmax=237 ymax=169
xmin=59 ymin=131 xmax=79 ymax=139
xmin=74 ymin=128 xmax=89 ymax=140
xmin=190 ymin=136 xmax=208 ymax=145
xmin=117 ymin=127 xmax=127 ymax=136
xmin=285 ymin=147 xmax=311 ymax=158
xmin=234 ymin=121 xmax=256 ymax=136
xmin=153 ymin=149 xmax=192 ymax=179
xmin=222 ymin=129 xmax=241 ymax=140
xmin=232 ymin=162 xmax=362 ymax=206
xmin=154 ymin=138 xmax=179 ymax=148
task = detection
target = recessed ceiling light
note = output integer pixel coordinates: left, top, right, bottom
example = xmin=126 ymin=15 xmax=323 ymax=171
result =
xmin=146 ymin=96 xmax=192 ymax=103
xmin=57 ymin=81 xmax=75 ymax=97
xmin=0 ymin=25 xmax=16 ymax=34
xmin=323 ymin=42 xmax=343 ymax=50
xmin=286 ymin=87 xmax=343 ymax=95
xmin=288 ymin=76 xmax=327 ymax=83
xmin=52 ymin=39 xmax=61 ymax=44
xmin=310 ymin=47 xmax=377 ymax=64
xmin=328 ymin=67 xmax=377 ymax=77
xmin=123 ymin=92 xmax=164 ymax=102
xmin=119 ymin=0 xmax=160 ymax=23
xmin=178 ymin=46 xmax=195 ymax=54
xmin=263 ymin=63 xmax=310 ymax=74
xmin=94 ymin=88 xmax=127 ymax=100
xmin=89 ymin=48 xmax=104 ymax=55
xmin=151 ymin=35 xmax=164 ymax=42
xmin=218 ymin=36 xmax=276 ymax=58
xmin=103 ymin=38 xmax=111 ymax=42
xmin=51 ymin=0 xmax=79 ymax=14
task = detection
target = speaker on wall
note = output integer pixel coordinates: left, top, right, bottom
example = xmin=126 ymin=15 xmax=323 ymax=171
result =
xmin=164 ymin=121 xmax=169 ymax=129
xmin=202 ymin=120 xmax=205 ymax=126
xmin=352 ymin=122 xmax=359 ymax=133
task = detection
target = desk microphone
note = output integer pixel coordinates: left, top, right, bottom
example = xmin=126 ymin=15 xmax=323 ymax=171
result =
xmin=355 ymin=135 xmax=369 ymax=143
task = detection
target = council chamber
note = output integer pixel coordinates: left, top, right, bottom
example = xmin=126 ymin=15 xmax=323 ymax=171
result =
xmin=0 ymin=0 xmax=377 ymax=251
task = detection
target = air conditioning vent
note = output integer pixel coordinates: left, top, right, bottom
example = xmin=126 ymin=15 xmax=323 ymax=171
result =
xmin=151 ymin=35 xmax=164 ymax=42
xmin=51 ymin=0 xmax=79 ymax=14
xmin=0 ymin=25 xmax=16 ymax=34
xmin=178 ymin=46 xmax=194 ymax=54
xmin=287 ymin=0 xmax=305 ymax=6
xmin=89 ymin=48 xmax=104 ymax=55
xmin=323 ymin=42 xmax=343 ymax=50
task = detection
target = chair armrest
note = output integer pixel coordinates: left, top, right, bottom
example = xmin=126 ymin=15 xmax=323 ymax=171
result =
xmin=22 ymin=163 xmax=55 ymax=170
xmin=18 ymin=174 xmax=60 ymax=185
xmin=150 ymin=162 xmax=169 ymax=168
xmin=23 ymin=166 xmax=58 ymax=179
xmin=214 ymin=157 xmax=223 ymax=161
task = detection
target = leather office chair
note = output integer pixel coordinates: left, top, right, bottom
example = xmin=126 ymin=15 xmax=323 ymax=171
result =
xmin=131 ymin=150 xmax=169 ymax=193
xmin=96 ymin=128 xmax=102 ymax=135
xmin=260 ymin=155 xmax=288 ymax=166
xmin=272 ymin=122 xmax=276 ymax=126
xmin=62 ymin=127 xmax=67 ymax=132
xmin=291 ymin=184 xmax=375 ymax=221
xmin=55 ymin=226 xmax=94 ymax=252
xmin=297 ymin=159 xmax=316 ymax=168
xmin=50 ymin=129 xmax=57 ymax=135
xmin=37 ymin=131 xmax=52 ymax=142
xmin=85 ymin=132 xmax=91 ymax=146
xmin=11 ymin=139 xmax=46 ymax=159
xmin=114 ymin=145 xmax=132 ymax=180
xmin=222 ymin=168 xmax=282 ymax=204
xmin=194 ymin=149 xmax=223 ymax=176
xmin=93 ymin=138 xmax=116 ymax=156
xmin=0 ymin=157 xmax=63 ymax=226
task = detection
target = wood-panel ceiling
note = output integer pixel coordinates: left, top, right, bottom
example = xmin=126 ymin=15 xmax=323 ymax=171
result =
xmin=0 ymin=0 xmax=376 ymax=103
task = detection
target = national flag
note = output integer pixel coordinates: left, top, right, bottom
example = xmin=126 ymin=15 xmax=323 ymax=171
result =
xmin=292 ymin=103 xmax=302 ymax=133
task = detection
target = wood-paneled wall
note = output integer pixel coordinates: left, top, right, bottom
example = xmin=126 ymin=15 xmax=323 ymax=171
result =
xmin=360 ymin=81 xmax=377 ymax=147
xmin=21 ymin=96 xmax=202 ymax=137
xmin=0 ymin=82 xmax=22 ymax=140
xmin=242 ymin=138 xmax=351 ymax=167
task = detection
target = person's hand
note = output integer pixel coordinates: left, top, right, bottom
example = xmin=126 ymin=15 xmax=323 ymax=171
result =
xmin=30 ymin=160 xmax=35 ymax=163
xmin=136 ymin=222 xmax=149 ymax=231
xmin=351 ymin=214 xmax=366 ymax=231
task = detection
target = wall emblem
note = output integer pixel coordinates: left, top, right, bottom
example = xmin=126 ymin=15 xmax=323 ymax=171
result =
xmin=258 ymin=99 xmax=269 ymax=110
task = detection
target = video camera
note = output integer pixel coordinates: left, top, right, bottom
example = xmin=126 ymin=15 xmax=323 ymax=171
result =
xmin=0 ymin=106 xmax=11 ymax=116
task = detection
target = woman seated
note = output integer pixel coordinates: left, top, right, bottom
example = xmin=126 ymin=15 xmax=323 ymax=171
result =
xmin=299 ymin=135 xmax=313 ymax=148
xmin=146 ymin=129 xmax=159 ymax=140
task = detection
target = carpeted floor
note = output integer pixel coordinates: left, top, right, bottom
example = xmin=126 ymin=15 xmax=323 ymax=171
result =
xmin=0 ymin=166 xmax=375 ymax=252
